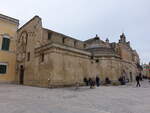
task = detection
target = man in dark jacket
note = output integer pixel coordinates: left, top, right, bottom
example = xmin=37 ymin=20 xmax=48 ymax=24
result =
xmin=96 ymin=76 xmax=100 ymax=87
xmin=89 ymin=77 xmax=92 ymax=88
xmin=136 ymin=75 xmax=141 ymax=87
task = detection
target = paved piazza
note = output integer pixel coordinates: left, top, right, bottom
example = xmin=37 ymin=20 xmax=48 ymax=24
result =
xmin=0 ymin=80 xmax=150 ymax=113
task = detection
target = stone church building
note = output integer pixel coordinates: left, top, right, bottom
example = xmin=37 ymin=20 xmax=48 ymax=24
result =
xmin=16 ymin=16 xmax=140 ymax=87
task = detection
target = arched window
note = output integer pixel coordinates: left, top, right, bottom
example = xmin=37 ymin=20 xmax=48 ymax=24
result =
xmin=1 ymin=35 xmax=10 ymax=51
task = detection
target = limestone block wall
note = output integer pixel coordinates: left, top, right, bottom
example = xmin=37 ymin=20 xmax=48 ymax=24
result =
xmin=42 ymin=29 xmax=85 ymax=49
xmin=33 ymin=46 xmax=92 ymax=87
xmin=95 ymin=58 xmax=121 ymax=81
xmin=29 ymin=44 xmax=138 ymax=87
xmin=94 ymin=58 xmax=137 ymax=82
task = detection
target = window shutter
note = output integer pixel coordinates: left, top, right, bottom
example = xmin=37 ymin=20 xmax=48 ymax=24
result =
xmin=2 ymin=38 xmax=10 ymax=51
xmin=0 ymin=65 xmax=7 ymax=74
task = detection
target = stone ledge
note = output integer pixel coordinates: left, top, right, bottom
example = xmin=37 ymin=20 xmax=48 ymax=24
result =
xmin=0 ymin=13 xmax=19 ymax=25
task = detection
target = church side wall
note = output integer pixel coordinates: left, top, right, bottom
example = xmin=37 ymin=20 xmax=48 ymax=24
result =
xmin=33 ymin=47 xmax=93 ymax=87
xmin=30 ymin=46 xmax=138 ymax=87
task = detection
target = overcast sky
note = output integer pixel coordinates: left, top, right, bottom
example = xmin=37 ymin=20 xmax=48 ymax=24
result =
xmin=0 ymin=0 xmax=150 ymax=63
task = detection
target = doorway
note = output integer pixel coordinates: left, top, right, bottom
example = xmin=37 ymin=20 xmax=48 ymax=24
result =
xmin=19 ymin=65 xmax=24 ymax=85
xmin=130 ymin=72 xmax=133 ymax=82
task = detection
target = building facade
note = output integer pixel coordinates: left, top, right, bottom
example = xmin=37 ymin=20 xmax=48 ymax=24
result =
xmin=142 ymin=63 xmax=150 ymax=78
xmin=0 ymin=14 xmax=19 ymax=83
xmin=16 ymin=16 xmax=140 ymax=87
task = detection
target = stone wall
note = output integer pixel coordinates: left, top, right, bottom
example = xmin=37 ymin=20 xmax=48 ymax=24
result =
xmin=42 ymin=29 xmax=85 ymax=49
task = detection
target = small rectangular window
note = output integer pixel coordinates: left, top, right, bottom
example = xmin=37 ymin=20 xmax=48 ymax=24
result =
xmin=62 ymin=37 xmax=66 ymax=44
xmin=95 ymin=59 xmax=99 ymax=63
xmin=48 ymin=32 xmax=52 ymax=40
xmin=2 ymin=37 xmax=10 ymax=51
xmin=83 ymin=44 xmax=86 ymax=48
xmin=91 ymin=56 xmax=94 ymax=60
xmin=41 ymin=53 xmax=44 ymax=62
xmin=0 ymin=64 xmax=7 ymax=74
xmin=27 ymin=52 xmax=30 ymax=61
xmin=74 ymin=40 xmax=77 ymax=47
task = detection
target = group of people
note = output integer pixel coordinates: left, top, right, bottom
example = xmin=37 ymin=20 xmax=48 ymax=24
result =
xmin=81 ymin=73 xmax=145 ymax=89
xmin=83 ymin=76 xmax=100 ymax=88
xmin=118 ymin=73 xmax=143 ymax=87
xmin=118 ymin=76 xmax=126 ymax=85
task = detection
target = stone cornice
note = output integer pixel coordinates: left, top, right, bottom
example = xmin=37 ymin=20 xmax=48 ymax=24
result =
xmin=0 ymin=14 xmax=19 ymax=25
xmin=35 ymin=42 xmax=91 ymax=56
xmin=35 ymin=42 xmax=121 ymax=58
xmin=94 ymin=53 xmax=121 ymax=58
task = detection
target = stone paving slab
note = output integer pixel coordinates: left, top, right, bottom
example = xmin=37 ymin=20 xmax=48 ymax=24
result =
xmin=0 ymin=81 xmax=150 ymax=113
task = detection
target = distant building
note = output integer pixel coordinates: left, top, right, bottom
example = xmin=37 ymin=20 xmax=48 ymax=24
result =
xmin=16 ymin=16 xmax=140 ymax=87
xmin=142 ymin=63 xmax=150 ymax=78
xmin=0 ymin=14 xmax=19 ymax=83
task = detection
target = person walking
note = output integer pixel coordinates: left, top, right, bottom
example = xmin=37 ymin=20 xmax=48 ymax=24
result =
xmin=136 ymin=75 xmax=141 ymax=87
xmin=89 ymin=77 xmax=92 ymax=88
xmin=96 ymin=76 xmax=100 ymax=87
xmin=91 ymin=77 xmax=96 ymax=88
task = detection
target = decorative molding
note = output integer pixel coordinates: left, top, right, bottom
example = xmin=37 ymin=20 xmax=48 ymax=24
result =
xmin=0 ymin=13 xmax=19 ymax=25
xmin=35 ymin=42 xmax=91 ymax=56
